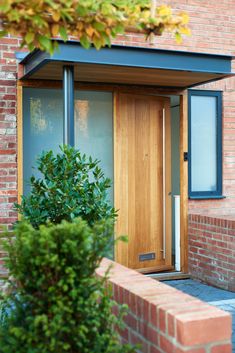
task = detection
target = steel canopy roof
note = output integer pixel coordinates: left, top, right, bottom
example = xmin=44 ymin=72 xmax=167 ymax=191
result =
xmin=18 ymin=41 xmax=234 ymax=89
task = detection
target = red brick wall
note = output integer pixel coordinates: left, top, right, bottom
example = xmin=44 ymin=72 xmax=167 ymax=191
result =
xmin=113 ymin=0 xmax=235 ymax=215
xmin=0 ymin=36 xmax=21 ymax=278
xmin=0 ymin=2 xmax=235 ymax=224
xmin=189 ymin=213 xmax=235 ymax=291
xmin=97 ymin=258 xmax=232 ymax=353
xmin=0 ymin=36 xmax=20 ymax=236
xmin=1 ymin=2 xmax=235 ymax=276
xmin=114 ymin=1 xmax=235 ymax=56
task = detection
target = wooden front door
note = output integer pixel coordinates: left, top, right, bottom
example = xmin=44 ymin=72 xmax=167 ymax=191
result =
xmin=114 ymin=93 xmax=172 ymax=273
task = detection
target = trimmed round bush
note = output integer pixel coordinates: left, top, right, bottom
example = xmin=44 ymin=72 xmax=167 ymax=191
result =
xmin=0 ymin=219 xmax=135 ymax=353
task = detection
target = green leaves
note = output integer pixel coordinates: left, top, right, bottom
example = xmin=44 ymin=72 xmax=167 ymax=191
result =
xmin=16 ymin=145 xmax=117 ymax=229
xmin=59 ymin=26 xmax=68 ymax=41
xmin=25 ymin=31 xmax=35 ymax=44
xmin=0 ymin=0 xmax=11 ymax=12
xmin=0 ymin=145 xmax=134 ymax=352
xmin=38 ymin=35 xmax=52 ymax=52
xmin=0 ymin=219 xmax=136 ymax=353
xmin=0 ymin=0 xmax=190 ymax=53
xmin=80 ymin=35 xmax=91 ymax=49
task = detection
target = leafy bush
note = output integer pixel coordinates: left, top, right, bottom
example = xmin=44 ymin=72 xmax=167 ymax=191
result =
xmin=0 ymin=218 xmax=135 ymax=353
xmin=0 ymin=145 xmax=133 ymax=352
xmin=16 ymin=145 xmax=116 ymax=228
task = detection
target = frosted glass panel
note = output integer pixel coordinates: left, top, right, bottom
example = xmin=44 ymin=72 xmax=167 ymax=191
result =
xmin=23 ymin=89 xmax=113 ymax=202
xmin=23 ymin=88 xmax=63 ymax=194
xmin=191 ymin=96 xmax=217 ymax=192
xmin=74 ymin=91 xmax=113 ymax=202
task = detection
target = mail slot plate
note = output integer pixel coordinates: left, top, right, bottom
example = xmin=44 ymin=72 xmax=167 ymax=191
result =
xmin=139 ymin=252 xmax=156 ymax=262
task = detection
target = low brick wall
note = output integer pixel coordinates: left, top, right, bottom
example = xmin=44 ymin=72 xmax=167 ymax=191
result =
xmin=97 ymin=258 xmax=232 ymax=353
xmin=189 ymin=213 xmax=235 ymax=292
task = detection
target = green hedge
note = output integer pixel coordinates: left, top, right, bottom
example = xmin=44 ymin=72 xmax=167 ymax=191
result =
xmin=0 ymin=219 xmax=135 ymax=353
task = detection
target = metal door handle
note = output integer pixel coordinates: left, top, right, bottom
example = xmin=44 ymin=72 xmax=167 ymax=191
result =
xmin=162 ymin=108 xmax=166 ymax=260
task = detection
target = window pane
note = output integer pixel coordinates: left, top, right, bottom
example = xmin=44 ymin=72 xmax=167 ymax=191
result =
xmin=191 ymin=95 xmax=217 ymax=192
xmin=74 ymin=91 xmax=113 ymax=202
xmin=23 ymin=88 xmax=63 ymax=194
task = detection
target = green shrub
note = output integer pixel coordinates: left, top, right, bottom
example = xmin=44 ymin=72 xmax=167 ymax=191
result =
xmin=1 ymin=145 xmax=134 ymax=352
xmin=0 ymin=219 xmax=135 ymax=353
xmin=16 ymin=145 xmax=116 ymax=228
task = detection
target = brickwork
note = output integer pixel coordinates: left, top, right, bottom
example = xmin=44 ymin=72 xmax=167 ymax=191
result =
xmin=0 ymin=38 xmax=20 ymax=274
xmin=0 ymin=36 xmax=21 ymax=237
xmin=0 ymin=2 xmax=235 ymax=234
xmin=1 ymin=1 xmax=235 ymax=276
xmin=189 ymin=213 xmax=235 ymax=291
xmin=0 ymin=5 xmax=234 ymax=352
xmin=115 ymin=1 xmax=235 ymax=56
xmin=97 ymin=258 xmax=232 ymax=353
xmin=113 ymin=0 xmax=235 ymax=215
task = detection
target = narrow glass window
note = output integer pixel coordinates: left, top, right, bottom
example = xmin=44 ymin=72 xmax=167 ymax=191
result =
xmin=188 ymin=90 xmax=222 ymax=198
xmin=23 ymin=88 xmax=63 ymax=194
xmin=74 ymin=90 xmax=113 ymax=202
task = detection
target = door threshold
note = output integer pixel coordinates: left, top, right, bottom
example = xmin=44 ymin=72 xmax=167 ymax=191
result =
xmin=145 ymin=271 xmax=191 ymax=281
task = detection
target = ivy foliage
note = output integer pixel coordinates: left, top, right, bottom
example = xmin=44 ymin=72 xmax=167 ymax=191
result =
xmin=0 ymin=0 xmax=190 ymax=53
xmin=0 ymin=219 xmax=136 ymax=353
xmin=16 ymin=145 xmax=116 ymax=229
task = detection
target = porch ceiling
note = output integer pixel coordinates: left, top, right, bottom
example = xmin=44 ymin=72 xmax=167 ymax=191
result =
xmin=19 ymin=41 xmax=234 ymax=89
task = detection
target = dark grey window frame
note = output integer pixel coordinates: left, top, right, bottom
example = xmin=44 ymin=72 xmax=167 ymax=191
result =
xmin=188 ymin=89 xmax=223 ymax=199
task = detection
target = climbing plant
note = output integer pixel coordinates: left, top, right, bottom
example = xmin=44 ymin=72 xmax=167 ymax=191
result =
xmin=0 ymin=0 xmax=190 ymax=53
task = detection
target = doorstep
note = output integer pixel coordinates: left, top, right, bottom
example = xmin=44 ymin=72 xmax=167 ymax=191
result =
xmin=147 ymin=271 xmax=191 ymax=281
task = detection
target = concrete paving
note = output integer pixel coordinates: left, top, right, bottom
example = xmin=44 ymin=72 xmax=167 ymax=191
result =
xmin=164 ymin=279 xmax=235 ymax=352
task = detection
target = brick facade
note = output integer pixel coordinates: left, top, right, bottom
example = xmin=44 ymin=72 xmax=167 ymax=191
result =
xmin=0 ymin=36 xmax=21 ymax=232
xmin=97 ymin=258 xmax=232 ymax=353
xmin=189 ymin=213 xmax=235 ymax=291
xmin=114 ymin=0 xmax=235 ymax=215
xmin=1 ymin=1 xmax=235 ymax=230
xmin=1 ymin=2 xmax=235 ymax=281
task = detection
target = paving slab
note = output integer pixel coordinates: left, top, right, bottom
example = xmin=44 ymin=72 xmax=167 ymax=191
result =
xmin=164 ymin=279 xmax=235 ymax=352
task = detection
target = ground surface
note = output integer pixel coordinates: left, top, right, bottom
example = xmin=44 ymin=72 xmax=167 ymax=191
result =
xmin=164 ymin=279 xmax=235 ymax=352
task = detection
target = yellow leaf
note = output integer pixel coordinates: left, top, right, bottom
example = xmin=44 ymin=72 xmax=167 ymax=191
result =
xmin=170 ymin=17 xmax=181 ymax=25
xmin=77 ymin=22 xmax=84 ymax=31
xmin=142 ymin=10 xmax=151 ymax=20
xmin=106 ymin=18 xmax=113 ymax=26
xmin=85 ymin=25 xmax=94 ymax=37
xmin=26 ymin=9 xmax=34 ymax=16
xmin=52 ymin=11 xmax=60 ymax=22
xmin=157 ymin=5 xmax=172 ymax=17
xmin=180 ymin=27 xmax=191 ymax=36
xmin=180 ymin=13 xmax=189 ymax=25
xmin=51 ymin=24 xmax=59 ymax=37
xmin=105 ymin=28 xmax=111 ymax=36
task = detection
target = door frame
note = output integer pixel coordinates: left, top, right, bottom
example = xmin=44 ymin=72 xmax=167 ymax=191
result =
xmin=17 ymin=80 xmax=188 ymax=273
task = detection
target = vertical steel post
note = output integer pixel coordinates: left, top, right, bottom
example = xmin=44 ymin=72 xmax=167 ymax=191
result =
xmin=63 ymin=65 xmax=74 ymax=146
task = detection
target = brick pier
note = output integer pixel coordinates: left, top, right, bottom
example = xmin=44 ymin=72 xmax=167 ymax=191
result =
xmin=189 ymin=213 xmax=235 ymax=292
